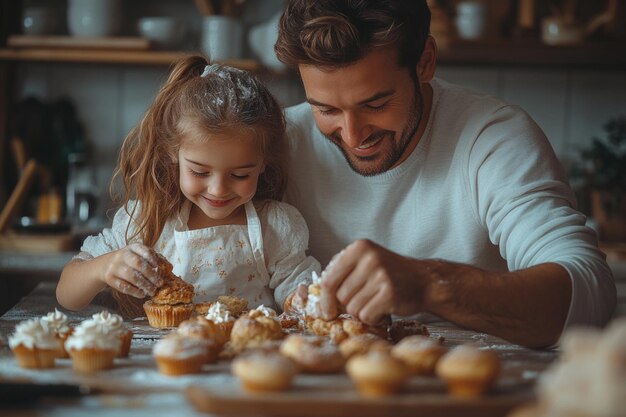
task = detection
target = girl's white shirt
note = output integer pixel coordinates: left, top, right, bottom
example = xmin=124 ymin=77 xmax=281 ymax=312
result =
xmin=78 ymin=199 xmax=319 ymax=311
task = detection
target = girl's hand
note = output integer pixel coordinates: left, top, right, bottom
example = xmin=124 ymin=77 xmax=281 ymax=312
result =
xmin=101 ymin=243 xmax=165 ymax=298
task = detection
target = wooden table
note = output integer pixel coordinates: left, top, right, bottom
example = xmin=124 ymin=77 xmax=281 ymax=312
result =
xmin=0 ymin=282 xmax=557 ymax=417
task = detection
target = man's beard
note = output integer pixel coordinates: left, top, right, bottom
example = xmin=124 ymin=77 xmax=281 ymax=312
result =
xmin=324 ymin=85 xmax=423 ymax=177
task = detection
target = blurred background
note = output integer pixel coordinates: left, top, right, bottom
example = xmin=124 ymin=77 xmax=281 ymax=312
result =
xmin=0 ymin=0 xmax=625 ymax=314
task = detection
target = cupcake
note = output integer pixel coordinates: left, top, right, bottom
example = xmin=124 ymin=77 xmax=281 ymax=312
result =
xmin=346 ymin=350 xmax=410 ymax=397
xmin=436 ymin=344 xmax=502 ymax=397
xmin=65 ymin=319 xmax=120 ymax=373
xmin=194 ymin=302 xmax=213 ymax=316
xmin=391 ymin=335 xmax=447 ymax=375
xmin=41 ymin=308 xmax=73 ymax=358
xmin=229 ymin=306 xmax=284 ymax=353
xmin=339 ymin=334 xmax=390 ymax=359
xmin=9 ymin=318 xmax=59 ymax=369
xmin=280 ymin=334 xmax=345 ymax=374
xmin=91 ymin=310 xmax=133 ymax=357
xmin=204 ymin=302 xmax=236 ymax=344
xmin=143 ymin=259 xmax=195 ymax=328
xmin=153 ymin=333 xmax=210 ymax=375
xmin=176 ymin=318 xmax=221 ymax=363
xmin=216 ymin=295 xmax=248 ymax=317
xmin=232 ymin=350 xmax=297 ymax=392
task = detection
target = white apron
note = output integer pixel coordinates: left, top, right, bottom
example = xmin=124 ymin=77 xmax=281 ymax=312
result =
xmin=171 ymin=201 xmax=275 ymax=309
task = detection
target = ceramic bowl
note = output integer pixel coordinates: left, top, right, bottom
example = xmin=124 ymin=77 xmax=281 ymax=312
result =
xmin=138 ymin=17 xmax=185 ymax=49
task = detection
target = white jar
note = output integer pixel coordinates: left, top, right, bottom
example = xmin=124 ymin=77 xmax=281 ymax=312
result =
xmin=201 ymin=16 xmax=243 ymax=61
xmin=67 ymin=0 xmax=122 ymax=37
xmin=455 ymin=1 xmax=487 ymax=40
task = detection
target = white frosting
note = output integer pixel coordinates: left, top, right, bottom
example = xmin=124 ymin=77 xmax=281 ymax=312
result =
xmin=305 ymin=293 xmax=322 ymax=318
xmin=312 ymin=271 xmax=322 ymax=285
xmin=64 ymin=319 xmax=120 ymax=351
xmin=537 ymin=318 xmax=626 ymax=417
xmin=205 ymin=302 xmax=234 ymax=323
xmin=91 ymin=310 xmax=125 ymax=336
xmin=9 ymin=318 xmax=58 ymax=350
xmin=254 ymin=305 xmax=277 ymax=318
xmin=153 ymin=334 xmax=209 ymax=359
xmin=41 ymin=308 xmax=71 ymax=335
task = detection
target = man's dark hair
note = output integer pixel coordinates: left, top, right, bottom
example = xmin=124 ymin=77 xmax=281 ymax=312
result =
xmin=275 ymin=0 xmax=431 ymax=71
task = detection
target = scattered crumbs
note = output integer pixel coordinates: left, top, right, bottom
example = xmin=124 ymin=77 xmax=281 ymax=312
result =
xmin=479 ymin=344 xmax=525 ymax=351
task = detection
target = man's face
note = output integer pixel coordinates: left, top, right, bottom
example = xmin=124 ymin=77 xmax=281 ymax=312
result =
xmin=299 ymin=48 xmax=424 ymax=176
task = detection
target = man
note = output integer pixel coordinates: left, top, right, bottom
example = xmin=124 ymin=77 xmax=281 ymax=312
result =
xmin=274 ymin=0 xmax=616 ymax=348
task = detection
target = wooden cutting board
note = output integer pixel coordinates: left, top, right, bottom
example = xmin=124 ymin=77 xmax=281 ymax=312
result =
xmin=7 ymin=35 xmax=151 ymax=50
xmin=186 ymin=373 xmax=535 ymax=417
xmin=0 ymin=232 xmax=78 ymax=252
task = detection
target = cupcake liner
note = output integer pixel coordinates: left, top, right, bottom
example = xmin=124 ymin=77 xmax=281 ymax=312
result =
xmin=155 ymin=355 xmax=206 ymax=376
xmin=68 ymin=347 xmax=116 ymax=373
xmin=118 ymin=329 xmax=134 ymax=358
xmin=144 ymin=302 xmax=194 ymax=328
xmin=12 ymin=345 xmax=57 ymax=369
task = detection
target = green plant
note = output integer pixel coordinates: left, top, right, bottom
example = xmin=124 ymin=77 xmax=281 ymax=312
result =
xmin=580 ymin=116 xmax=626 ymax=216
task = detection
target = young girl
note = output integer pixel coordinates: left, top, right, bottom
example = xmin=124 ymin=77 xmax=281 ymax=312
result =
xmin=57 ymin=56 xmax=320 ymax=317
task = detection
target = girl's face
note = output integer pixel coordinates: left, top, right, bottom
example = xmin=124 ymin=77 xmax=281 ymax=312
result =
xmin=178 ymin=130 xmax=264 ymax=226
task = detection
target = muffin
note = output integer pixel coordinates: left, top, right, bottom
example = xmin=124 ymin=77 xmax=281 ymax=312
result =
xmin=216 ymin=295 xmax=248 ymax=317
xmin=525 ymin=319 xmax=626 ymax=417
xmin=176 ymin=318 xmax=221 ymax=363
xmin=9 ymin=318 xmax=59 ymax=369
xmin=391 ymin=335 xmax=447 ymax=375
xmin=153 ymin=333 xmax=210 ymax=375
xmin=232 ymin=350 xmax=297 ymax=392
xmin=144 ymin=258 xmax=195 ymax=328
xmin=41 ymin=308 xmax=73 ymax=358
xmin=346 ymin=350 xmax=410 ymax=397
xmin=91 ymin=310 xmax=133 ymax=357
xmin=194 ymin=302 xmax=213 ymax=316
xmin=280 ymin=334 xmax=345 ymax=374
xmin=229 ymin=306 xmax=284 ymax=353
xmin=65 ymin=318 xmax=120 ymax=373
xmin=436 ymin=344 xmax=502 ymax=397
xmin=204 ymin=301 xmax=236 ymax=344
xmin=339 ymin=334 xmax=391 ymax=359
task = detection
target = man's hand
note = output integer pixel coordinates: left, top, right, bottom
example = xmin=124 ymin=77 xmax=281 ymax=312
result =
xmin=101 ymin=243 xmax=165 ymax=299
xmin=320 ymin=239 xmax=430 ymax=325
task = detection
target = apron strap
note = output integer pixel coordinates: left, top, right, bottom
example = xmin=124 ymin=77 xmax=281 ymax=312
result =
xmin=245 ymin=201 xmax=270 ymax=283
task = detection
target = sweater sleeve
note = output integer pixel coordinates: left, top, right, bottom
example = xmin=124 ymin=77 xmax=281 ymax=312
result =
xmin=465 ymin=105 xmax=616 ymax=331
xmin=260 ymin=200 xmax=321 ymax=310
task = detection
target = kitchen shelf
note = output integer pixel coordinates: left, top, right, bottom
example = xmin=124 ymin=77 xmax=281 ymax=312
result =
xmin=0 ymin=48 xmax=263 ymax=70
xmin=1 ymin=39 xmax=625 ymax=70
xmin=437 ymin=39 xmax=626 ymax=69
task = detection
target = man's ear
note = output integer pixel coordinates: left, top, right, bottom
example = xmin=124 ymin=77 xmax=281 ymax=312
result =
xmin=415 ymin=35 xmax=437 ymax=83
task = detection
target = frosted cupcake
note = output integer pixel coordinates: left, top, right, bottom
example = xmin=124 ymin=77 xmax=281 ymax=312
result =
xmin=176 ymin=319 xmax=221 ymax=363
xmin=204 ymin=302 xmax=236 ymax=346
xmin=65 ymin=319 xmax=120 ymax=373
xmin=153 ymin=333 xmax=210 ymax=375
xmin=91 ymin=310 xmax=133 ymax=357
xmin=9 ymin=318 xmax=59 ymax=369
xmin=41 ymin=308 xmax=73 ymax=358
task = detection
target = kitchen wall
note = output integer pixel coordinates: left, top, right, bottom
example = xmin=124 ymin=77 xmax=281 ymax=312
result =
xmin=10 ymin=0 xmax=626 ymax=222
xmin=15 ymin=62 xmax=626 ymax=221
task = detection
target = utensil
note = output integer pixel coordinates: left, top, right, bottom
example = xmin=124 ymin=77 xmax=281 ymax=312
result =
xmin=0 ymin=159 xmax=38 ymax=235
